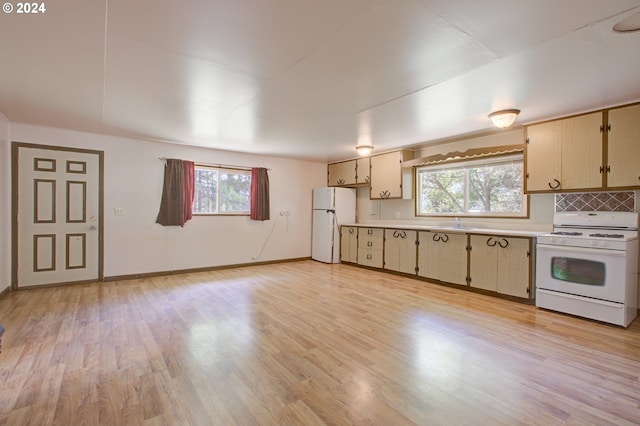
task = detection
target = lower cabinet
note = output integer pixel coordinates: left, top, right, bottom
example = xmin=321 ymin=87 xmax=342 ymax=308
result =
xmin=384 ymin=229 xmax=417 ymax=274
xmin=417 ymin=231 xmax=468 ymax=285
xmin=469 ymin=235 xmax=532 ymax=298
xmin=340 ymin=226 xmax=358 ymax=263
xmin=358 ymin=227 xmax=384 ymax=268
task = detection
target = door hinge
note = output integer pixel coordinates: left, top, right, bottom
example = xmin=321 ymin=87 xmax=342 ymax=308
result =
xmin=527 ymin=251 xmax=530 ymax=257
xmin=525 ymin=137 xmax=529 ymax=145
xmin=466 ymin=276 xmax=471 ymax=284
xmin=525 ymin=172 xmax=529 ymax=179
xmin=606 ymin=165 xmax=611 ymax=173
xmin=415 ymin=266 xmax=419 ymax=273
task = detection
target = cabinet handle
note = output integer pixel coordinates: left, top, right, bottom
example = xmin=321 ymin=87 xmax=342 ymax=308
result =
xmin=364 ymin=176 xmax=370 ymax=183
xmin=487 ymin=237 xmax=497 ymax=247
xmin=432 ymin=233 xmax=441 ymax=242
xmin=367 ymin=229 xmax=373 ymax=235
xmin=380 ymin=190 xmax=390 ymax=199
xmin=548 ymin=179 xmax=561 ymax=190
xmin=367 ymin=241 xmax=373 ymax=247
xmin=349 ymin=228 xmax=354 ymax=234
xmin=441 ymin=234 xmax=449 ymax=243
xmin=400 ymin=231 xmax=407 ymax=239
xmin=393 ymin=230 xmax=399 ymax=238
xmin=498 ymin=239 xmax=509 ymax=248
xmin=367 ymin=254 xmax=372 ymax=260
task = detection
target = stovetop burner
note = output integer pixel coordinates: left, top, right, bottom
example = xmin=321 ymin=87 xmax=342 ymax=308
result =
xmin=589 ymin=233 xmax=625 ymax=238
xmin=551 ymin=231 xmax=583 ymax=236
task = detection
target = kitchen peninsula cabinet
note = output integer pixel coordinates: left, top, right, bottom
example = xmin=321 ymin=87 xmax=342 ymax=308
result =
xmin=525 ymin=111 xmax=602 ymax=193
xmin=384 ymin=229 xmax=417 ymax=274
xmin=340 ymin=226 xmax=358 ymax=263
xmin=357 ymin=227 xmax=383 ymax=268
xmin=469 ymin=235 xmax=532 ymax=298
xmin=328 ymin=160 xmax=357 ymax=186
xmin=369 ymin=150 xmax=413 ymax=199
xmin=606 ymin=103 xmax=640 ymax=189
xmin=417 ymin=231 xmax=468 ymax=285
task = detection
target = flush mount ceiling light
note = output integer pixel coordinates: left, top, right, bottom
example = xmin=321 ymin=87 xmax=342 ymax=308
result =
xmin=613 ymin=12 xmax=640 ymax=33
xmin=356 ymin=145 xmax=374 ymax=156
xmin=488 ymin=109 xmax=520 ymax=129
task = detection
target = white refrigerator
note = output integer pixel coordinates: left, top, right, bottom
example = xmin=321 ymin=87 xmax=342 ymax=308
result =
xmin=312 ymin=187 xmax=356 ymax=263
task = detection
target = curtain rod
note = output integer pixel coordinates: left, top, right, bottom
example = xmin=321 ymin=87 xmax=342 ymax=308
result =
xmin=158 ymin=157 xmax=270 ymax=171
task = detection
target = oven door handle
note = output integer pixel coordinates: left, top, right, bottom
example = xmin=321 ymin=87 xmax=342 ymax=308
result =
xmin=536 ymin=243 xmax=627 ymax=258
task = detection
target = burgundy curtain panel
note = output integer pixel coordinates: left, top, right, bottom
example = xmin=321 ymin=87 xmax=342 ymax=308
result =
xmin=156 ymin=159 xmax=195 ymax=227
xmin=250 ymin=167 xmax=270 ymax=221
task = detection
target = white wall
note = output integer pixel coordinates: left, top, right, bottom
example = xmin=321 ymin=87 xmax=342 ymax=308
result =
xmin=0 ymin=113 xmax=10 ymax=292
xmin=10 ymin=123 xmax=327 ymax=278
xmin=356 ymin=129 xmax=555 ymax=232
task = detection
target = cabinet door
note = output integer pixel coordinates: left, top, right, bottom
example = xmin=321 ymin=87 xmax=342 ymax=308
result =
xmin=356 ymin=157 xmax=370 ymax=184
xmin=417 ymin=232 xmax=439 ymax=280
xmin=560 ymin=112 xmax=603 ymax=190
xmin=607 ymin=104 xmax=640 ymax=188
xmin=370 ymin=151 xmax=412 ymax=199
xmin=328 ymin=160 xmax=356 ymax=186
xmin=384 ymin=229 xmax=416 ymax=274
xmin=340 ymin=226 xmax=358 ymax=263
xmin=469 ymin=235 xmax=498 ymax=291
xmin=525 ymin=122 xmax=562 ymax=192
xmin=496 ymin=237 xmax=531 ymax=298
xmin=417 ymin=232 xmax=466 ymax=284
xmin=439 ymin=233 xmax=468 ymax=286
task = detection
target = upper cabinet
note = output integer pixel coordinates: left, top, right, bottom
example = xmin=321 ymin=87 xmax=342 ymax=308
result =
xmin=327 ymin=157 xmax=370 ymax=187
xmin=356 ymin=157 xmax=370 ymax=185
xmin=524 ymin=102 xmax=640 ymax=193
xmin=606 ymin=103 xmax=640 ymax=189
xmin=327 ymin=160 xmax=356 ymax=186
xmin=525 ymin=112 xmax=603 ymax=193
xmin=369 ymin=150 xmax=413 ymax=200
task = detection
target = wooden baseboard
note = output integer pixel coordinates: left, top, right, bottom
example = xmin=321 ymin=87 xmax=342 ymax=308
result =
xmin=0 ymin=285 xmax=10 ymax=299
xmin=103 ymin=257 xmax=311 ymax=282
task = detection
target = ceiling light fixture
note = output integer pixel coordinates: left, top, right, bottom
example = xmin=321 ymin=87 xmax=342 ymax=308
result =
xmin=613 ymin=11 xmax=640 ymax=33
xmin=488 ymin=109 xmax=520 ymax=129
xmin=356 ymin=145 xmax=374 ymax=156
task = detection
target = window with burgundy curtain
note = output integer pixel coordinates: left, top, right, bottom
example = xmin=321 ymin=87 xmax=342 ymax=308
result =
xmin=156 ymin=159 xmax=195 ymax=226
xmin=250 ymin=167 xmax=270 ymax=221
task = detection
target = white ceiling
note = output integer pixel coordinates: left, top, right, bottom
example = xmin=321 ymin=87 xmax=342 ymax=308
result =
xmin=1 ymin=0 xmax=639 ymax=162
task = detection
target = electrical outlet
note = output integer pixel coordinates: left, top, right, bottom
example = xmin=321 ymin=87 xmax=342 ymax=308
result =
xmin=285 ymin=210 xmax=290 ymax=216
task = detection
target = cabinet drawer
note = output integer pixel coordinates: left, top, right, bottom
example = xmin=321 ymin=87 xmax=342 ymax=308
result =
xmin=358 ymin=248 xmax=383 ymax=268
xmin=358 ymin=227 xmax=383 ymax=238
xmin=359 ymin=236 xmax=383 ymax=250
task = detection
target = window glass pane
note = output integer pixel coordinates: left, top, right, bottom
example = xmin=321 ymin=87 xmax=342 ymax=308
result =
xmin=194 ymin=168 xmax=218 ymax=213
xmin=416 ymin=155 xmax=526 ymax=217
xmin=551 ymin=257 xmax=605 ymax=286
xmin=219 ymin=172 xmax=251 ymax=212
xmin=418 ymin=169 xmax=465 ymax=214
xmin=468 ymin=162 xmax=523 ymax=213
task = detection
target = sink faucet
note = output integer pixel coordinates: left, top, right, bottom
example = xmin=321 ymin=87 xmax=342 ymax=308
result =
xmin=455 ymin=217 xmax=461 ymax=228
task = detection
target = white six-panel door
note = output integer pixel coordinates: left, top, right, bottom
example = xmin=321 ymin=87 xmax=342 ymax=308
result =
xmin=16 ymin=145 xmax=102 ymax=288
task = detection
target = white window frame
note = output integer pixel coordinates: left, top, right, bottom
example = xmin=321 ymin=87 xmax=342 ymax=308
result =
xmin=193 ymin=165 xmax=251 ymax=216
xmin=415 ymin=154 xmax=528 ymax=218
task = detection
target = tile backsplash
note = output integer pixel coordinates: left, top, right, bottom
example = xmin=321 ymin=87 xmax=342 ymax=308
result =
xmin=555 ymin=191 xmax=636 ymax=212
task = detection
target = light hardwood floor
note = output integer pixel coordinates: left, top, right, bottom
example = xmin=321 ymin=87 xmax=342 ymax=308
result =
xmin=1 ymin=260 xmax=640 ymax=425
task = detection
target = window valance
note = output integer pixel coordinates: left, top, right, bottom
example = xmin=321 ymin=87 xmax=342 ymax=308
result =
xmin=402 ymin=144 xmax=524 ymax=168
